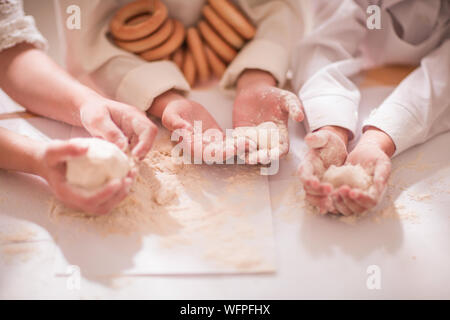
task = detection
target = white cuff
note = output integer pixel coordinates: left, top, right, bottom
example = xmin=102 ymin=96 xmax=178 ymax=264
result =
xmin=220 ymin=39 xmax=289 ymax=90
xmin=0 ymin=16 xmax=48 ymax=52
xmin=116 ymin=61 xmax=190 ymax=111
xmin=301 ymin=94 xmax=359 ymax=139
xmin=363 ymin=102 xmax=422 ymax=156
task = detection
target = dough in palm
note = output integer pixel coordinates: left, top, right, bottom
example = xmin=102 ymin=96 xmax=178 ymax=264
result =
xmin=66 ymin=138 xmax=131 ymax=190
xmin=322 ymin=164 xmax=372 ymax=190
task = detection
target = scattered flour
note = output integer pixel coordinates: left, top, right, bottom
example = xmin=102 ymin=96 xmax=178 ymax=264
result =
xmin=49 ymin=130 xmax=274 ymax=272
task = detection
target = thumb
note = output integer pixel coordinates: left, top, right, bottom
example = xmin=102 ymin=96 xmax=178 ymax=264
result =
xmin=305 ymin=130 xmax=330 ymax=149
xmin=373 ymin=159 xmax=391 ymax=195
xmin=86 ymin=115 xmax=128 ymax=151
xmin=281 ymin=91 xmax=304 ymax=122
xmin=45 ymin=141 xmax=88 ymax=167
xmin=162 ymin=110 xmax=192 ymax=132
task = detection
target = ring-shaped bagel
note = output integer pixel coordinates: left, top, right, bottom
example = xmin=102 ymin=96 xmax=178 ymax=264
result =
xmin=140 ymin=20 xmax=186 ymax=61
xmin=202 ymin=5 xmax=244 ymax=49
xmin=187 ymin=27 xmax=211 ymax=82
xmin=208 ymin=0 xmax=256 ymax=40
xmin=114 ymin=18 xmax=174 ymax=53
xmin=198 ymin=20 xmax=237 ymax=63
xmin=204 ymin=43 xmax=226 ymax=78
xmin=110 ymin=0 xmax=168 ymax=41
xmin=183 ymin=49 xmax=197 ymax=87
xmin=171 ymin=47 xmax=185 ymax=69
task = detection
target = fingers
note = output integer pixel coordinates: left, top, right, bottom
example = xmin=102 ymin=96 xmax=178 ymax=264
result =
xmin=45 ymin=141 xmax=88 ymax=167
xmin=349 ymin=189 xmax=378 ymax=209
xmin=373 ymin=160 xmax=391 ymax=195
xmin=280 ymin=91 xmax=304 ymax=122
xmin=305 ymin=131 xmax=330 ymax=149
xmin=305 ymin=194 xmax=334 ymax=215
xmin=88 ymin=114 xmax=128 ymax=151
xmin=162 ymin=109 xmax=193 ymax=132
xmin=130 ymin=118 xmax=158 ymax=159
xmin=331 ymin=193 xmax=353 ymax=216
xmin=338 ymin=186 xmax=366 ymax=214
xmin=57 ymin=178 xmax=132 ymax=216
xmin=89 ymin=178 xmax=133 ymax=215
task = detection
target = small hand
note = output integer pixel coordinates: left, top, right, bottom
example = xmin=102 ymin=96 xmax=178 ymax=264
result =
xmin=332 ymin=130 xmax=393 ymax=216
xmin=38 ymin=140 xmax=133 ymax=215
xmin=79 ymin=96 xmax=158 ymax=160
xmin=298 ymin=127 xmax=348 ymax=214
xmin=233 ymin=70 xmax=304 ymax=161
xmin=155 ymin=92 xmax=232 ymax=162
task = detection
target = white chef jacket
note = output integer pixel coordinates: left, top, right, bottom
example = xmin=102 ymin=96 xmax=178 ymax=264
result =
xmin=291 ymin=0 xmax=450 ymax=156
xmin=56 ymin=0 xmax=310 ymax=112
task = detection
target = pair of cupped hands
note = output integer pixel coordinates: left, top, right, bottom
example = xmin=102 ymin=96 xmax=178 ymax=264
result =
xmin=40 ymin=70 xmax=389 ymax=215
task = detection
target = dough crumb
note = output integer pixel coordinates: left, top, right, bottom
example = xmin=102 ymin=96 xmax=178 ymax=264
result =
xmin=322 ymin=164 xmax=372 ymax=190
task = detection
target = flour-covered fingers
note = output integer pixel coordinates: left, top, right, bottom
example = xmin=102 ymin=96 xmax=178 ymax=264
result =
xmin=349 ymin=189 xmax=378 ymax=209
xmin=339 ymin=187 xmax=366 ymax=214
xmin=305 ymin=194 xmax=333 ymax=215
xmin=332 ymin=193 xmax=353 ymax=216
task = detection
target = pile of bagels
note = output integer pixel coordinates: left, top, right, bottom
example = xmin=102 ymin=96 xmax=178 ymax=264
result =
xmin=109 ymin=0 xmax=256 ymax=87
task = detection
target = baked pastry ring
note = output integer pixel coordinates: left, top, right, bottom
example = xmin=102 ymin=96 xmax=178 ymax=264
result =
xmin=198 ymin=20 xmax=237 ymax=63
xmin=183 ymin=49 xmax=197 ymax=87
xmin=204 ymin=43 xmax=226 ymax=78
xmin=208 ymin=0 xmax=256 ymax=40
xmin=202 ymin=5 xmax=244 ymax=49
xmin=110 ymin=0 xmax=168 ymax=41
xmin=114 ymin=18 xmax=174 ymax=53
xmin=140 ymin=20 xmax=186 ymax=61
xmin=187 ymin=27 xmax=211 ymax=82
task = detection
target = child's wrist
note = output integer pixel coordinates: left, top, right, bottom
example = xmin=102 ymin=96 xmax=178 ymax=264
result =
xmin=318 ymin=126 xmax=350 ymax=146
xmin=361 ymin=126 xmax=396 ymax=157
xmin=237 ymin=69 xmax=277 ymax=93
xmin=28 ymin=143 xmax=47 ymax=178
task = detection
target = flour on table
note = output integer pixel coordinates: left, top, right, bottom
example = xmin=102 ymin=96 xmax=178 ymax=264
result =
xmin=50 ymin=129 xmax=274 ymax=272
xmin=66 ymin=138 xmax=131 ymax=191
xmin=322 ymin=164 xmax=372 ymax=190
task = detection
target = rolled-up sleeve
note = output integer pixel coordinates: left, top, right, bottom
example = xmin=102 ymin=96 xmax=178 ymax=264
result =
xmin=363 ymin=40 xmax=450 ymax=156
xmin=220 ymin=0 xmax=310 ymax=89
xmin=0 ymin=0 xmax=47 ymax=52
xmin=57 ymin=0 xmax=189 ymax=112
xmin=291 ymin=0 xmax=367 ymax=138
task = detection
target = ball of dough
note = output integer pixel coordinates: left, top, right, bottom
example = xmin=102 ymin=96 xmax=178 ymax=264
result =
xmin=322 ymin=164 xmax=372 ymax=190
xmin=66 ymin=138 xmax=131 ymax=190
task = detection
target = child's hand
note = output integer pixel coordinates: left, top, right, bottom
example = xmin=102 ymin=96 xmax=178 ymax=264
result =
xmin=79 ymin=96 xmax=158 ymax=160
xmin=298 ymin=127 xmax=349 ymax=214
xmin=38 ymin=141 xmax=133 ymax=215
xmin=233 ymin=69 xmax=304 ymax=160
xmin=151 ymin=90 xmax=232 ymax=161
xmin=331 ymin=128 xmax=393 ymax=216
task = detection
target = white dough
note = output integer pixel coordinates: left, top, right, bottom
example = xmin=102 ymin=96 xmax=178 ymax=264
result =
xmin=66 ymin=138 xmax=131 ymax=190
xmin=322 ymin=164 xmax=372 ymax=190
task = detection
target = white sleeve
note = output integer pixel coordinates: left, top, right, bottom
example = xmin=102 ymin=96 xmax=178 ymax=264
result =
xmin=57 ymin=0 xmax=189 ymax=112
xmin=220 ymin=0 xmax=310 ymax=89
xmin=291 ymin=0 xmax=367 ymax=138
xmin=0 ymin=0 xmax=47 ymax=52
xmin=364 ymin=39 xmax=450 ymax=156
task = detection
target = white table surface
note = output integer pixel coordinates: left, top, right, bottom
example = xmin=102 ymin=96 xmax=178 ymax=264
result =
xmin=0 ymin=1 xmax=449 ymax=299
